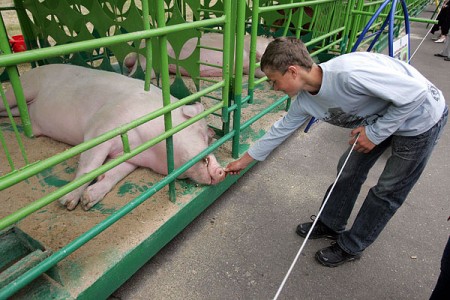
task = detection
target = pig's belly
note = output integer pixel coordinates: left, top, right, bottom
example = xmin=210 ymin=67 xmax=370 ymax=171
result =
xmin=28 ymin=95 xmax=92 ymax=145
xmin=32 ymin=121 xmax=84 ymax=145
xmin=126 ymin=147 xmax=167 ymax=172
xmin=30 ymin=112 xmax=85 ymax=145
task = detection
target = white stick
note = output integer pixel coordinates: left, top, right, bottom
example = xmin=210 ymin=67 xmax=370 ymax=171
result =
xmin=273 ymin=134 xmax=360 ymax=300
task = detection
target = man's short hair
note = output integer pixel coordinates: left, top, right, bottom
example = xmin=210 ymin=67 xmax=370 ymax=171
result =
xmin=261 ymin=36 xmax=314 ymax=73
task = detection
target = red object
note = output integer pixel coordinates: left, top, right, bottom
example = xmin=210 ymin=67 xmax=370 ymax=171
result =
xmin=9 ymin=35 xmax=26 ymax=52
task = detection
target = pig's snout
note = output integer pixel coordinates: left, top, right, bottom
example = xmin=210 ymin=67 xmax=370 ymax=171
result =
xmin=210 ymin=167 xmax=225 ymax=185
xmin=206 ymin=155 xmax=226 ymax=185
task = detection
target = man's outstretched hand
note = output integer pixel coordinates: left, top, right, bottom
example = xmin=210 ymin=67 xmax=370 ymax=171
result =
xmin=224 ymin=152 xmax=255 ymax=175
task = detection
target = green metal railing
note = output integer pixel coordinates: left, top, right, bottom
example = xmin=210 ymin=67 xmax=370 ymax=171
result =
xmin=0 ymin=0 xmax=234 ymax=297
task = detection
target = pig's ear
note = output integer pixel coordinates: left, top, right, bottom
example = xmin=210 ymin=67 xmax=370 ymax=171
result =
xmin=208 ymin=128 xmax=215 ymax=139
xmin=256 ymin=51 xmax=262 ymax=62
xmin=256 ymin=37 xmax=273 ymax=61
xmin=182 ymin=102 xmax=204 ymax=118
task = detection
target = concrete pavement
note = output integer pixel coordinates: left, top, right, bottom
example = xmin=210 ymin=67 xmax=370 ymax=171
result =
xmin=111 ymin=6 xmax=450 ymax=300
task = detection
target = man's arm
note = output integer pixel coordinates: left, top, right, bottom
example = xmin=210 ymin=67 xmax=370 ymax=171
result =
xmin=349 ymin=69 xmax=428 ymax=145
xmin=225 ymin=98 xmax=310 ymax=174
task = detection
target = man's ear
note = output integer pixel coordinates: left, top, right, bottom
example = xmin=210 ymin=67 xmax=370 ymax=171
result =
xmin=287 ymin=65 xmax=299 ymax=78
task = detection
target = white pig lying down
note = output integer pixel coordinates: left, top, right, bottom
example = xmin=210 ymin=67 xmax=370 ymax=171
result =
xmin=124 ymin=33 xmax=272 ymax=78
xmin=1 ymin=64 xmax=226 ymax=211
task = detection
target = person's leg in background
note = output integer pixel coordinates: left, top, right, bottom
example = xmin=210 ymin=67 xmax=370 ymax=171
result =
xmin=430 ymin=235 xmax=450 ymax=300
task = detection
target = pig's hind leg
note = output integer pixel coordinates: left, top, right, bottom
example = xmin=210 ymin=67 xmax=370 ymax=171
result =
xmin=81 ymin=161 xmax=137 ymax=210
xmin=1 ymin=81 xmax=39 ymax=116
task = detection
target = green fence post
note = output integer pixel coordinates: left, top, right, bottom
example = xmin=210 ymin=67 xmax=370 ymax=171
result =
xmin=0 ymin=14 xmax=32 ymax=138
xmin=154 ymin=0 xmax=176 ymax=203
xmin=230 ymin=0 xmax=247 ymax=159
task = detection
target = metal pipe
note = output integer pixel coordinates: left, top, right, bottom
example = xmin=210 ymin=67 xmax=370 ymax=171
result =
xmin=247 ymin=0 xmax=261 ymax=103
xmin=352 ymin=9 xmax=438 ymax=24
xmin=220 ymin=0 xmax=232 ymax=124
xmin=0 ymin=17 xmax=226 ymax=67
xmin=0 ymin=14 xmax=32 ymax=137
xmin=231 ymin=0 xmax=246 ymax=158
xmin=142 ymin=0 xmax=153 ymax=91
xmin=155 ymin=0 xmax=176 ymax=202
xmin=259 ymin=0 xmax=335 ymax=13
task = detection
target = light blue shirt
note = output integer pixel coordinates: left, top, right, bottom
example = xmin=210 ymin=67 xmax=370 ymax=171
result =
xmin=249 ymin=52 xmax=446 ymax=161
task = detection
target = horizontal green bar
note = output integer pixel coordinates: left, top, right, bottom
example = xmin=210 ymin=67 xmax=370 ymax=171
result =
xmin=241 ymin=95 xmax=290 ymax=131
xmin=305 ymin=27 xmax=345 ymax=47
xmin=310 ymin=37 xmax=344 ymax=57
xmin=259 ymin=0 xmax=335 ymax=13
xmin=352 ymin=10 xmax=438 ymax=24
xmin=363 ymin=0 xmax=387 ymax=6
xmin=204 ymin=95 xmax=222 ymax=101
xmin=197 ymin=8 xmax=223 ymax=14
xmin=198 ymin=45 xmax=222 ymax=52
xmin=198 ymin=28 xmax=224 ymax=34
xmin=197 ymin=77 xmax=220 ymax=83
xmin=199 ymin=61 xmax=222 ymax=69
xmin=0 ymin=17 xmax=226 ymax=67
xmin=254 ymin=75 xmax=268 ymax=86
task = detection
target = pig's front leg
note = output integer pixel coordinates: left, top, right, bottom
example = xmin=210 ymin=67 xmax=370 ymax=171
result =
xmin=243 ymin=64 xmax=266 ymax=78
xmin=81 ymin=162 xmax=137 ymax=210
xmin=254 ymin=67 xmax=266 ymax=78
xmin=59 ymin=182 xmax=92 ymax=210
xmin=59 ymin=143 xmax=112 ymax=210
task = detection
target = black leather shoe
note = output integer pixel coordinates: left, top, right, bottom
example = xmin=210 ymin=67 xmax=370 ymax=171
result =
xmin=315 ymin=243 xmax=361 ymax=267
xmin=434 ymin=53 xmax=446 ymax=57
xmin=445 ymin=57 xmax=450 ymax=61
xmin=296 ymin=216 xmax=338 ymax=240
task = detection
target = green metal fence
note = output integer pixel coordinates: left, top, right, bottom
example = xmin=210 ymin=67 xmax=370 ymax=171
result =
xmin=0 ymin=0 xmax=436 ymax=298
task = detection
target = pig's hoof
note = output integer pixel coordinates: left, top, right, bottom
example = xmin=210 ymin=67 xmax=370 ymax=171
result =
xmin=81 ymin=186 xmax=108 ymax=210
xmin=81 ymin=193 xmax=99 ymax=211
xmin=59 ymin=197 xmax=80 ymax=211
xmin=81 ymin=201 xmax=94 ymax=211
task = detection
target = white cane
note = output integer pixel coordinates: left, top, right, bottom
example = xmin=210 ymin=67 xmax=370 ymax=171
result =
xmin=273 ymin=133 xmax=361 ymax=300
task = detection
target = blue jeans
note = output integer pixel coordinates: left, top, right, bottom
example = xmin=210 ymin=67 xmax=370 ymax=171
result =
xmin=320 ymin=107 xmax=448 ymax=255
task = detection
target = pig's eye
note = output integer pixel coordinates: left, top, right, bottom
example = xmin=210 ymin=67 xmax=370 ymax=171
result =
xmin=203 ymin=157 xmax=209 ymax=167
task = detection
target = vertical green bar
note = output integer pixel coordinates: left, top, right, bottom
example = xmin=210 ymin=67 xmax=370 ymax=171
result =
xmin=222 ymin=0 xmax=231 ymax=112
xmin=221 ymin=0 xmax=236 ymax=136
xmin=347 ymin=0 xmax=365 ymax=53
xmin=341 ymin=0 xmax=356 ymax=54
xmin=155 ymin=0 xmax=176 ymax=202
xmin=231 ymin=0 xmax=246 ymax=158
xmin=282 ymin=0 xmax=295 ymax=37
xmin=142 ymin=0 xmax=153 ymax=91
xmin=0 ymin=15 xmax=32 ymax=138
xmin=247 ymin=0 xmax=261 ymax=104
xmin=233 ymin=0 xmax=245 ymax=93
xmin=227 ymin=0 xmax=237 ymax=87
xmin=295 ymin=0 xmax=306 ymax=39
xmin=0 ymin=87 xmax=29 ymax=168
